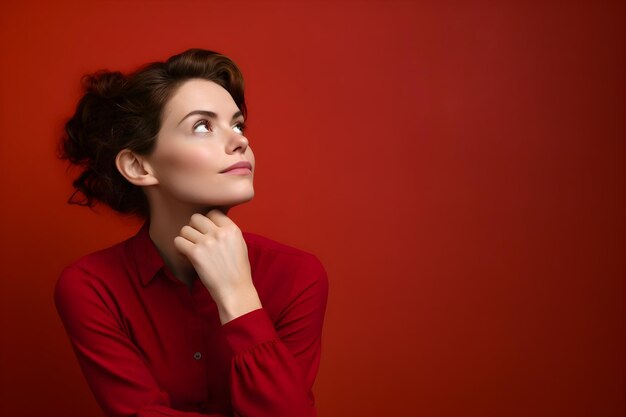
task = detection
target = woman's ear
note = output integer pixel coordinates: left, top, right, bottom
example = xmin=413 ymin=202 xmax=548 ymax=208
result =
xmin=115 ymin=149 xmax=159 ymax=186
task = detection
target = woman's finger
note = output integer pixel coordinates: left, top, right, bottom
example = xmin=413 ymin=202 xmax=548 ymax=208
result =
xmin=173 ymin=235 xmax=195 ymax=255
xmin=189 ymin=213 xmax=214 ymax=233
xmin=205 ymin=209 xmax=235 ymax=228
xmin=179 ymin=225 xmax=204 ymax=243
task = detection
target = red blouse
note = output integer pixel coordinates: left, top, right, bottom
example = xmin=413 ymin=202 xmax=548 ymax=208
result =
xmin=54 ymin=223 xmax=329 ymax=417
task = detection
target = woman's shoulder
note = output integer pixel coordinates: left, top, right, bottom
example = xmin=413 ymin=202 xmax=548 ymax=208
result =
xmin=55 ymin=236 xmax=134 ymax=294
xmin=242 ymin=231 xmax=328 ymax=282
xmin=243 ymin=231 xmax=322 ymax=261
xmin=64 ymin=237 xmax=130 ymax=271
xmin=242 ymin=231 xmax=329 ymax=314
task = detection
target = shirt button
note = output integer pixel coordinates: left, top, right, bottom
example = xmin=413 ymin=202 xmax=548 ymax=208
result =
xmin=193 ymin=352 xmax=202 ymax=360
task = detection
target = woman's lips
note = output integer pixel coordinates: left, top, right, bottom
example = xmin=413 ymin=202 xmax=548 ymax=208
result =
xmin=222 ymin=167 xmax=252 ymax=175
xmin=221 ymin=161 xmax=252 ymax=173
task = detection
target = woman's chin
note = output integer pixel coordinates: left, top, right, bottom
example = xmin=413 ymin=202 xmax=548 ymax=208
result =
xmin=195 ymin=193 xmax=255 ymax=214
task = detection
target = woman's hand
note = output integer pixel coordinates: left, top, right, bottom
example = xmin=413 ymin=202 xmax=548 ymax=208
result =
xmin=173 ymin=209 xmax=262 ymax=324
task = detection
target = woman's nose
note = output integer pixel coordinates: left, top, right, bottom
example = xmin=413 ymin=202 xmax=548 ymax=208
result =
xmin=225 ymin=129 xmax=249 ymax=154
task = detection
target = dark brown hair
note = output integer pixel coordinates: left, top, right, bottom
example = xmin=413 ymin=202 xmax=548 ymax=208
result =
xmin=59 ymin=48 xmax=246 ymax=218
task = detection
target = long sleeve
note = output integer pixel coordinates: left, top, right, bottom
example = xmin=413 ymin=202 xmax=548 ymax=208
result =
xmin=221 ymin=254 xmax=329 ymax=417
xmin=55 ymin=266 xmax=227 ymax=417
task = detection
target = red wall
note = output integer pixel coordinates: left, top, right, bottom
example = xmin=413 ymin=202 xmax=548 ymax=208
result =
xmin=0 ymin=1 xmax=624 ymax=416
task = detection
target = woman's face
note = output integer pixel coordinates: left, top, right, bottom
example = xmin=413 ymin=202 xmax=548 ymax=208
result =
xmin=145 ymin=78 xmax=255 ymax=210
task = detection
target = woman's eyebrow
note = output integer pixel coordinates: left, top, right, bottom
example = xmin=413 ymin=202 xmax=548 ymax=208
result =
xmin=178 ymin=110 xmax=243 ymax=126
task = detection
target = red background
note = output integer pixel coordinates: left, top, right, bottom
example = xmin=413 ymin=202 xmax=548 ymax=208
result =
xmin=0 ymin=1 xmax=624 ymax=416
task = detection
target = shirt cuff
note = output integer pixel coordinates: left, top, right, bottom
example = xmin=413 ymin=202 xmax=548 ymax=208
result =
xmin=221 ymin=308 xmax=279 ymax=355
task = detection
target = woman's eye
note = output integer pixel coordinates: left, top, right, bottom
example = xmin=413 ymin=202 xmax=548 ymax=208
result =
xmin=233 ymin=122 xmax=246 ymax=135
xmin=193 ymin=120 xmax=212 ymax=133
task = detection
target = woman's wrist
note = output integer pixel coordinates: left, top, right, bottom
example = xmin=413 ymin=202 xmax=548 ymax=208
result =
xmin=214 ymin=284 xmax=262 ymax=325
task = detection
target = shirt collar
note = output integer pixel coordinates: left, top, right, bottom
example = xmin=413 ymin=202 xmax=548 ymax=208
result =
xmin=127 ymin=221 xmax=167 ymax=286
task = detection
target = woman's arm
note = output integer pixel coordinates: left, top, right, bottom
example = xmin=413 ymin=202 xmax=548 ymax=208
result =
xmin=55 ymin=266 xmax=228 ymax=417
xmin=222 ymin=256 xmax=329 ymax=417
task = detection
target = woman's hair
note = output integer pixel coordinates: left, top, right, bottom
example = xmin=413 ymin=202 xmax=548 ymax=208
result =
xmin=59 ymin=48 xmax=246 ymax=218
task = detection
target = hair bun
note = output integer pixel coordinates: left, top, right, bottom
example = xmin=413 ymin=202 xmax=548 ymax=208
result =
xmin=60 ymin=70 xmax=128 ymax=166
xmin=82 ymin=70 xmax=127 ymax=99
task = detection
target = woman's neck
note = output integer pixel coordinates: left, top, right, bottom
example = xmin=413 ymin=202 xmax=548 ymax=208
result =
xmin=147 ymin=199 xmax=230 ymax=287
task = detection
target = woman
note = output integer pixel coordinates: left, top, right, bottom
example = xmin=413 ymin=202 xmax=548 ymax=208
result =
xmin=55 ymin=48 xmax=329 ymax=417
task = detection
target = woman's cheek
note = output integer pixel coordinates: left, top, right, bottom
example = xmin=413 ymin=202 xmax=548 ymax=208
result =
xmin=164 ymin=146 xmax=217 ymax=173
xmin=152 ymin=146 xmax=214 ymax=192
